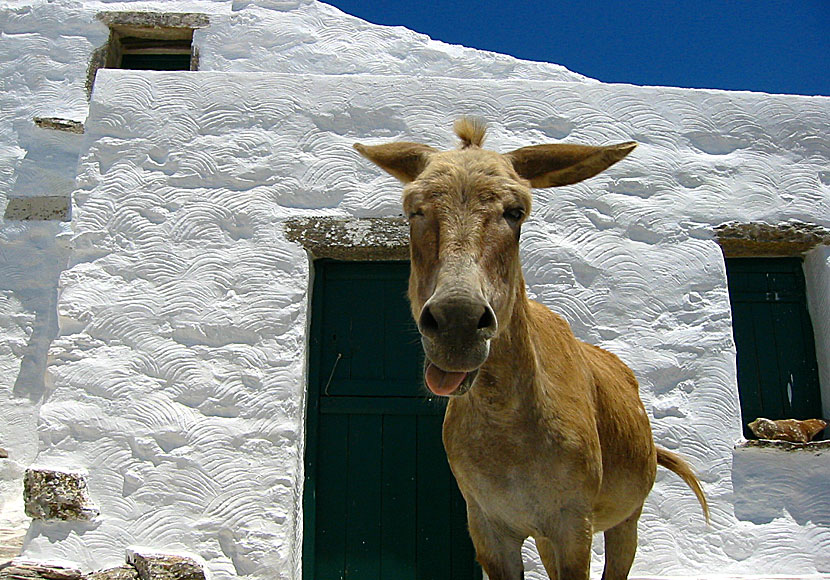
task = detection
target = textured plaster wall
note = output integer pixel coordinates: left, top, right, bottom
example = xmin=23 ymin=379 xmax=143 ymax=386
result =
xmin=0 ymin=0 xmax=589 ymax=569
xmin=0 ymin=1 xmax=829 ymax=579
xmin=730 ymin=442 xmax=830 ymax=574
xmin=1 ymin=0 xmax=583 ymax=210
xmin=21 ymin=70 xmax=830 ymax=579
xmin=0 ymin=291 xmax=37 ymax=558
xmin=197 ymin=0 xmax=591 ymax=81
xmin=0 ymin=220 xmax=69 ymax=556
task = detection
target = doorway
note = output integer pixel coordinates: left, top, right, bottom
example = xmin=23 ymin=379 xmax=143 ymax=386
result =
xmin=303 ymin=260 xmax=481 ymax=580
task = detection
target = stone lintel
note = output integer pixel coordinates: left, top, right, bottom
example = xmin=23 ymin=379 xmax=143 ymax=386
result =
xmin=4 ymin=197 xmax=70 ymax=222
xmin=715 ymin=221 xmax=830 ymax=257
xmin=96 ymin=12 xmax=210 ymax=37
xmin=284 ymin=216 xmax=410 ymax=261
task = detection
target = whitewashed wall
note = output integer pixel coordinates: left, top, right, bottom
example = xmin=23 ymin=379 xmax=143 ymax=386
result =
xmin=1 ymin=1 xmax=830 ymax=579
xmin=0 ymin=0 xmax=589 ymax=567
xmin=27 ymin=70 xmax=830 ymax=578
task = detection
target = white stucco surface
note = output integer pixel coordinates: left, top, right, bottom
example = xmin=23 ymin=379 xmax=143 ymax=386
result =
xmin=19 ymin=69 xmax=829 ymax=578
xmin=0 ymin=0 xmax=590 ymax=571
xmin=0 ymin=290 xmax=36 ymax=557
xmin=1 ymin=1 xmax=829 ymax=579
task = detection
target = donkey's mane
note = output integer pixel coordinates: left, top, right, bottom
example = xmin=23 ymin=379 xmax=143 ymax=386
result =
xmin=454 ymin=117 xmax=487 ymax=149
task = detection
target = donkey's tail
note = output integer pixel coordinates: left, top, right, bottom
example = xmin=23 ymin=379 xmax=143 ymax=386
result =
xmin=656 ymin=447 xmax=710 ymax=524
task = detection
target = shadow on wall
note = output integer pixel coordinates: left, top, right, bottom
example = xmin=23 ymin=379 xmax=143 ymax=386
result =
xmin=731 ymin=443 xmax=830 ymax=526
xmin=0 ymin=221 xmax=68 ymax=403
xmin=2 ymin=120 xmax=77 ymax=403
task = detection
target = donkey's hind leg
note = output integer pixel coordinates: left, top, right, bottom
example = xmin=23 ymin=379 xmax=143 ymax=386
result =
xmin=602 ymin=506 xmax=643 ymax=580
xmin=536 ymin=537 xmax=559 ymax=580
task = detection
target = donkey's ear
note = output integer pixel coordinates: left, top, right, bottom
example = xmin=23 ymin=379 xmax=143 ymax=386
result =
xmin=505 ymin=141 xmax=637 ymax=188
xmin=354 ymin=142 xmax=437 ymax=183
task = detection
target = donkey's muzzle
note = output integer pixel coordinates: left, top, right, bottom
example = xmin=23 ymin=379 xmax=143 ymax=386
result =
xmin=417 ymin=294 xmax=497 ymax=372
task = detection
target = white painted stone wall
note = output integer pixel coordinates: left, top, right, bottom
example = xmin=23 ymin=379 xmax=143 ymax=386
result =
xmin=0 ymin=0 xmax=589 ymax=568
xmin=1 ymin=1 xmax=829 ymax=579
xmin=0 ymin=291 xmax=36 ymax=559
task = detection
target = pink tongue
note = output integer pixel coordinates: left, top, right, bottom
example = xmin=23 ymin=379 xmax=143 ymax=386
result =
xmin=425 ymin=363 xmax=467 ymax=396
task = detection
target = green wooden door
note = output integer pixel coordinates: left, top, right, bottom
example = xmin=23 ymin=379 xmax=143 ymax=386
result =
xmin=303 ymin=260 xmax=481 ymax=580
xmin=725 ymin=257 xmax=823 ymax=438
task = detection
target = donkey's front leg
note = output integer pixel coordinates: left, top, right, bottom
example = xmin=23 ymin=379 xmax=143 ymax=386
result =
xmin=467 ymin=504 xmax=525 ymax=580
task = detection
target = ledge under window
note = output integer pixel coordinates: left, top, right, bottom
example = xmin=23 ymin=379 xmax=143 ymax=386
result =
xmin=734 ymin=438 xmax=830 ymax=452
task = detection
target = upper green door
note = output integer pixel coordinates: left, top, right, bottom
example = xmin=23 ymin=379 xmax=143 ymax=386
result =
xmin=725 ymin=257 xmax=823 ymax=438
xmin=304 ymin=260 xmax=481 ymax=580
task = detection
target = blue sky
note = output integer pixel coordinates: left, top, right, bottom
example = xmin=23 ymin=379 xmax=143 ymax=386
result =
xmin=325 ymin=1 xmax=828 ymax=97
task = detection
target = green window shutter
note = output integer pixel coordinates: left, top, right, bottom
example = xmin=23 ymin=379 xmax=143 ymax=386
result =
xmin=304 ymin=260 xmax=481 ymax=580
xmin=725 ymin=257 xmax=823 ymax=438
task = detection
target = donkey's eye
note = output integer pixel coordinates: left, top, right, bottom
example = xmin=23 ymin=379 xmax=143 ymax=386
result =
xmin=503 ymin=207 xmax=525 ymax=222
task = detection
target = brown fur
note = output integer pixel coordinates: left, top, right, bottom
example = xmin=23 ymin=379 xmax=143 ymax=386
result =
xmin=355 ymin=121 xmax=707 ymax=580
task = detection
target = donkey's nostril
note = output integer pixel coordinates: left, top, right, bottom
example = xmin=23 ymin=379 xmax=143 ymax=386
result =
xmin=419 ymin=305 xmax=439 ymax=336
xmin=477 ymin=305 xmax=497 ymax=332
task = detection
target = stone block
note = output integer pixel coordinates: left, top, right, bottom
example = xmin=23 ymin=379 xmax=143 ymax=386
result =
xmin=4 ymin=197 xmax=70 ymax=222
xmin=86 ymin=566 xmax=139 ymax=580
xmin=748 ymin=417 xmax=828 ymax=443
xmin=126 ymin=550 xmax=205 ymax=580
xmin=32 ymin=118 xmax=84 ymax=134
xmin=23 ymin=469 xmax=99 ymax=521
xmin=0 ymin=559 xmax=83 ymax=579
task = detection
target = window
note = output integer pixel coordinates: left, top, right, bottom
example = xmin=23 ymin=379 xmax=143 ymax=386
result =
xmin=88 ymin=13 xmax=209 ymax=91
xmin=106 ymin=26 xmax=195 ymax=71
xmin=117 ymin=36 xmax=193 ymax=71
xmin=725 ymin=257 xmax=823 ymax=438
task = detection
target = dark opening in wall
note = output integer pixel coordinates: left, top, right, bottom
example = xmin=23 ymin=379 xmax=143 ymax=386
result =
xmin=115 ymin=33 xmax=194 ymax=71
xmin=724 ymin=257 xmax=823 ymax=439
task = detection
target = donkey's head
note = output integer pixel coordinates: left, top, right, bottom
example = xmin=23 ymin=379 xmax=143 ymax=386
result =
xmin=355 ymin=119 xmax=635 ymax=396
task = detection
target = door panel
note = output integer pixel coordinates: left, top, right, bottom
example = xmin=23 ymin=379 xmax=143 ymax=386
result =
xmin=304 ymin=260 xmax=481 ymax=580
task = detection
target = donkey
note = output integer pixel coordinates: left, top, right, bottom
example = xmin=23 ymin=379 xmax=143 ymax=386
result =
xmin=354 ymin=119 xmax=708 ymax=580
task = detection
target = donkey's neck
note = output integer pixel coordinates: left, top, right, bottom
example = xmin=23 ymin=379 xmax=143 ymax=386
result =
xmin=467 ymin=288 xmax=538 ymax=408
